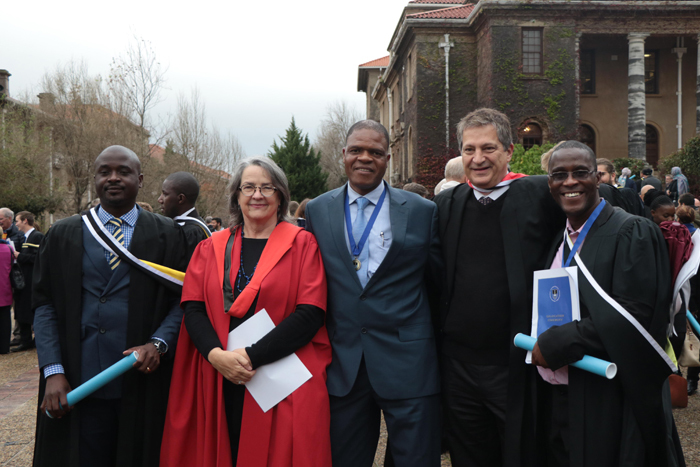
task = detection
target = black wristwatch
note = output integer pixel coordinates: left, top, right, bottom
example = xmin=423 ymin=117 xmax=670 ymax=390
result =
xmin=149 ymin=339 xmax=168 ymax=355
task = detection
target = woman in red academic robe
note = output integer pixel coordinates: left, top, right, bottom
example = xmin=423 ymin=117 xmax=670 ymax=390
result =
xmin=161 ymin=156 xmax=332 ymax=467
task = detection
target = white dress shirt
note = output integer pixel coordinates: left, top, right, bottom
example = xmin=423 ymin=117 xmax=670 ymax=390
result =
xmin=345 ymin=182 xmax=392 ymax=281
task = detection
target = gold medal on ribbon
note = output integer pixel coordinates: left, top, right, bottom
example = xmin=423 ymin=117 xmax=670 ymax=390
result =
xmin=353 ymin=258 xmax=361 ymax=271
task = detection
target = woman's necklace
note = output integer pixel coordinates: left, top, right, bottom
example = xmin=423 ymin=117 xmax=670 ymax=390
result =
xmin=236 ymin=227 xmax=258 ymax=293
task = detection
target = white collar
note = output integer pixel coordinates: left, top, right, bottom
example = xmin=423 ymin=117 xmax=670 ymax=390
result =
xmin=347 ymin=182 xmax=386 ymax=205
xmin=473 ymin=184 xmax=509 ymax=201
xmin=181 ymin=207 xmax=195 ymax=217
xmin=24 ymin=227 xmax=35 ymax=238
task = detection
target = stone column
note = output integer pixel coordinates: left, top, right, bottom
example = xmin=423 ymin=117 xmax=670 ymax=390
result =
xmin=696 ymin=34 xmax=700 ymax=135
xmin=627 ymin=33 xmax=649 ymax=160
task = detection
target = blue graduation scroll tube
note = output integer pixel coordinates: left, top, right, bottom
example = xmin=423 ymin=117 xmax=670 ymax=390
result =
xmin=688 ymin=310 xmax=700 ymax=336
xmin=45 ymin=352 xmax=139 ymax=417
xmin=514 ymin=333 xmax=617 ymax=380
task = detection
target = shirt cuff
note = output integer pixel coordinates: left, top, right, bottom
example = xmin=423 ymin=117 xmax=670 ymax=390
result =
xmin=43 ymin=364 xmax=65 ymax=379
xmin=150 ymin=336 xmax=169 ymax=353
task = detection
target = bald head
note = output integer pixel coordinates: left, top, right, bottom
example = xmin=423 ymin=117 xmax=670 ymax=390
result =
xmin=165 ymin=172 xmax=200 ymax=204
xmin=94 ymin=145 xmax=142 ymax=173
xmin=159 ymin=172 xmax=200 ymax=218
xmin=640 ymin=184 xmax=655 ymax=201
xmin=93 ymin=145 xmax=143 ymax=217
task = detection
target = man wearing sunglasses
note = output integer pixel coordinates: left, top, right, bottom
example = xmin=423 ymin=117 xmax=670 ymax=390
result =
xmin=531 ymin=140 xmax=683 ymax=466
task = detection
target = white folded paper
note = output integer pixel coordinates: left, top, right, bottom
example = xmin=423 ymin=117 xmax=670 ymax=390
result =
xmin=227 ymin=309 xmax=312 ymax=413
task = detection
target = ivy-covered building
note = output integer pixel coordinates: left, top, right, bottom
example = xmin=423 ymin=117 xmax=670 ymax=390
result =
xmin=358 ymin=0 xmax=700 ymax=189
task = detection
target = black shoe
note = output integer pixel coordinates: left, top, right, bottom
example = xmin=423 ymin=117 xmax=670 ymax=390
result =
xmin=688 ymin=380 xmax=698 ymax=396
xmin=9 ymin=342 xmax=35 ymax=353
xmin=9 ymin=338 xmax=21 ymax=347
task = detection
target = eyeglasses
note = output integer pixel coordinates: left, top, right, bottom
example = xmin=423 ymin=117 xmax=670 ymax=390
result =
xmin=238 ymin=185 xmax=278 ymax=197
xmin=548 ymin=170 xmax=596 ymax=182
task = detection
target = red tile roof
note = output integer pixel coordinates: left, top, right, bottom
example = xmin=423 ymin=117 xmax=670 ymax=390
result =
xmin=149 ymin=144 xmax=165 ymax=162
xmin=407 ymin=4 xmax=475 ymax=18
xmin=359 ymin=56 xmax=390 ymax=68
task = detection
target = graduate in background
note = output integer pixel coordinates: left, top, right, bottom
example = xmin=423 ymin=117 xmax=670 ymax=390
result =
xmin=32 ymin=145 xmax=188 ymax=467
xmin=158 ymin=171 xmax=211 ymax=259
xmin=532 ymin=141 xmax=684 ymax=467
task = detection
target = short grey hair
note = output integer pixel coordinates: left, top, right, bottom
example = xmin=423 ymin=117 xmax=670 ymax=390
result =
xmin=345 ymin=120 xmax=390 ymax=150
xmin=456 ymin=108 xmax=513 ymax=152
xmin=228 ymin=156 xmax=293 ymax=228
xmin=0 ymin=208 xmax=14 ymax=220
xmin=444 ymin=157 xmax=465 ymax=181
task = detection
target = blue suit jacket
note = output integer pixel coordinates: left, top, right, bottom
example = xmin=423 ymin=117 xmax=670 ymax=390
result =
xmin=306 ymin=183 xmax=443 ymax=400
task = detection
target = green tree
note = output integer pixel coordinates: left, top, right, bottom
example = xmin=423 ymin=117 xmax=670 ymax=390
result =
xmin=269 ymin=118 xmax=327 ymax=200
xmin=510 ymin=143 xmax=554 ymax=175
xmin=0 ymin=104 xmax=58 ymax=216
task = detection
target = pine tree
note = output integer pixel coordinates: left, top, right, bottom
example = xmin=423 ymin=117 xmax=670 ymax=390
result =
xmin=269 ymin=118 xmax=327 ymax=200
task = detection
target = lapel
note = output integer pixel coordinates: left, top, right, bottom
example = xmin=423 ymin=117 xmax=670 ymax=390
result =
xmin=82 ymin=222 xmax=113 ymax=283
xmin=444 ymin=185 xmax=471 ymax=298
xmin=328 ymin=185 xmax=363 ymax=288
xmin=545 ymin=229 xmax=565 ymax=269
xmin=364 ymin=185 xmax=408 ymax=291
xmin=576 ymin=201 xmax=615 ymax=270
xmin=105 ymin=208 xmax=158 ymax=295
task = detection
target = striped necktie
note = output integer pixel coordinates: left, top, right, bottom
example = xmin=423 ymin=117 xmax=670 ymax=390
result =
xmin=108 ymin=218 xmax=125 ymax=270
xmin=353 ymin=197 xmax=371 ymax=288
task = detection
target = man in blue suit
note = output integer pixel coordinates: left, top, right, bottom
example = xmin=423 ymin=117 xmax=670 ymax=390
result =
xmin=306 ymin=120 xmax=443 ymax=467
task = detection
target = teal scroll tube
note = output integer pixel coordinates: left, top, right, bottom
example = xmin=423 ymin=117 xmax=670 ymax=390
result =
xmin=45 ymin=352 xmax=139 ymax=418
xmin=687 ymin=310 xmax=700 ymax=336
xmin=514 ymin=333 xmax=617 ymax=380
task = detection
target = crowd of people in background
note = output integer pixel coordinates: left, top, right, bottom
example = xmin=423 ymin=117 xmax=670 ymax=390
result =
xmin=1 ymin=107 xmax=699 ymax=467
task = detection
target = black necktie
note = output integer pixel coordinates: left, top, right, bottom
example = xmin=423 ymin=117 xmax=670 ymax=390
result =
xmin=479 ymin=197 xmax=493 ymax=206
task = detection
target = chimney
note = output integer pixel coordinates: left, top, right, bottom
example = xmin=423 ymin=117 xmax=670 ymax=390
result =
xmin=0 ymin=70 xmax=10 ymax=98
xmin=38 ymin=92 xmax=56 ymax=111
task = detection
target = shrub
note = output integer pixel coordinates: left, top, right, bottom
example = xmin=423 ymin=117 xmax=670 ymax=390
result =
xmin=510 ymin=143 xmax=554 ymax=175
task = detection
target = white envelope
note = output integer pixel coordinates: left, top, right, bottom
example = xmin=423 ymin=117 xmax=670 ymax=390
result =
xmin=227 ymin=309 xmax=312 ymax=413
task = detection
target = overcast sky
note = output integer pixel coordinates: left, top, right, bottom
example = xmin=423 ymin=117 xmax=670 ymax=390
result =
xmin=3 ymin=0 xmax=408 ymax=156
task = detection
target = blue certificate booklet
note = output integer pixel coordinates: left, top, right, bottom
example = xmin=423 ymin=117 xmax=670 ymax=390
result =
xmin=526 ymin=267 xmax=580 ymax=363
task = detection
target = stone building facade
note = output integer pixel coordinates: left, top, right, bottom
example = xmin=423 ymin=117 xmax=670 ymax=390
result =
xmin=358 ymin=0 xmax=700 ymax=189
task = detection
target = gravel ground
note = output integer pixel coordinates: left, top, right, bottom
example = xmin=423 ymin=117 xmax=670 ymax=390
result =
xmin=2 ymin=348 xmax=698 ymax=467
xmin=374 ymin=384 xmax=700 ymax=467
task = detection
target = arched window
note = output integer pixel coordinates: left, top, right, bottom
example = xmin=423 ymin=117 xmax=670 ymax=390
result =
xmin=579 ymin=124 xmax=596 ymax=154
xmin=646 ymin=125 xmax=659 ymax=168
xmin=519 ymin=122 xmax=542 ymax=149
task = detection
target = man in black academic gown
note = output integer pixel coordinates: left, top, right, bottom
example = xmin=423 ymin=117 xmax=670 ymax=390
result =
xmin=596 ymin=158 xmax=645 ymax=216
xmin=32 ymin=145 xmax=188 ymax=467
xmin=158 ymin=171 xmax=210 ymax=258
xmin=434 ymin=108 xmax=565 ymax=467
xmin=532 ymin=141 xmax=684 ymax=467
xmin=11 ymin=211 xmax=44 ymax=352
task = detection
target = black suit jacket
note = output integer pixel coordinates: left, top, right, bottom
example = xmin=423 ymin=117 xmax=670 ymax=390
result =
xmin=434 ymin=176 xmax=566 ymax=466
xmin=177 ymin=207 xmax=210 ymax=260
xmin=14 ymin=229 xmax=44 ymax=322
